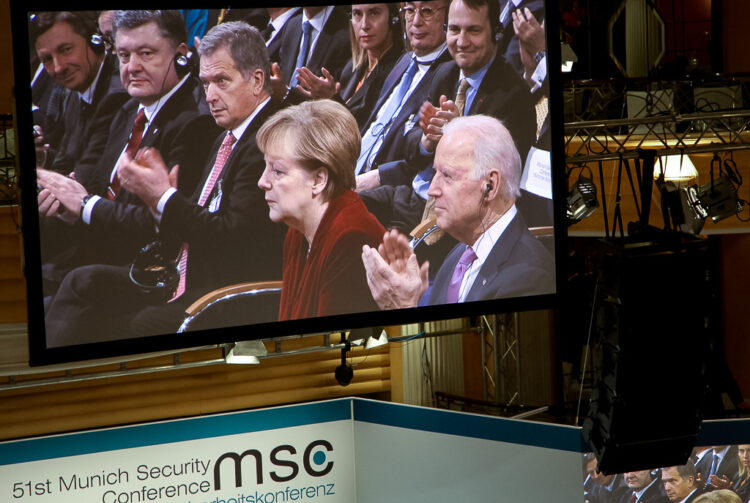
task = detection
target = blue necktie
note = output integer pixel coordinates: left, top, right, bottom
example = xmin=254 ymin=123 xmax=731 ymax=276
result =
xmin=289 ymin=21 xmax=312 ymax=88
xmin=356 ymin=57 xmax=419 ymax=174
xmin=709 ymin=453 xmax=720 ymax=478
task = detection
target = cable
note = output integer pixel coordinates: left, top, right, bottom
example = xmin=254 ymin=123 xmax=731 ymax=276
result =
xmin=575 ymin=275 xmax=599 ymax=426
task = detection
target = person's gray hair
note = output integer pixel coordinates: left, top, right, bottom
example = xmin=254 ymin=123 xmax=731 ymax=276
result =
xmin=198 ymin=21 xmax=271 ymax=94
xmin=663 ymin=464 xmax=697 ymax=484
xmin=442 ymin=114 xmax=522 ymax=200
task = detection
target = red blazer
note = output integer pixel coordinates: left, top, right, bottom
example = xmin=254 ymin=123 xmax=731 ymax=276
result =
xmin=279 ymin=190 xmax=385 ymax=320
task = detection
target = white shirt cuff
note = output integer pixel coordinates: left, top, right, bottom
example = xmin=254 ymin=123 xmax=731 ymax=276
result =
xmin=81 ymin=195 xmax=101 ymax=225
xmin=153 ymin=187 xmax=178 ymax=224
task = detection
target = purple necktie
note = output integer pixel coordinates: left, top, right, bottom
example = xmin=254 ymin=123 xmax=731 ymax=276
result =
xmin=446 ymin=246 xmax=477 ymax=303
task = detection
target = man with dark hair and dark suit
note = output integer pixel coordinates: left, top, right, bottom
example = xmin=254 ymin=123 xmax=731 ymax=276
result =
xmin=264 ymin=7 xmax=301 ymax=64
xmin=42 ymin=21 xmax=285 ymax=346
xmin=37 ymin=10 xmax=218 ymax=313
xmin=270 ymin=5 xmax=351 ymax=102
xmin=662 ymin=464 xmax=702 ymax=503
xmin=358 ymin=0 xmax=534 ymax=235
xmin=30 ymin=10 xmax=128 ymax=174
xmin=621 ymin=470 xmax=670 ymax=503
xmin=510 ymin=4 xmax=553 ymax=226
xmin=584 ymin=453 xmax=630 ymax=503
xmin=361 ymin=114 xmax=554 ymax=309
xmin=497 ymin=0 xmax=545 ymax=77
xmin=697 ymin=446 xmax=741 ymax=492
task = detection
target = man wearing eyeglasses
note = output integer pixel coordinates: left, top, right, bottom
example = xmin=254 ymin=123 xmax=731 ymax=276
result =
xmin=358 ymin=0 xmax=535 ymax=237
xmin=353 ymin=0 xmax=452 ymax=196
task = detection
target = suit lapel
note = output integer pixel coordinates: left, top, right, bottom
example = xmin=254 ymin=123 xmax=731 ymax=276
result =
xmin=466 ymin=213 xmax=523 ymax=301
xmin=364 ymin=52 xmax=412 ymax=130
xmin=280 ymin=16 xmax=303 ymax=82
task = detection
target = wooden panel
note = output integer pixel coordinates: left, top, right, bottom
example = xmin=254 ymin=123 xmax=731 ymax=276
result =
xmin=0 ymin=343 xmax=391 ymax=440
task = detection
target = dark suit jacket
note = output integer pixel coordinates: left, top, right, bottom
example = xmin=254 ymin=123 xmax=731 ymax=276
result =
xmin=267 ymin=9 xmax=302 ymax=64
xmin=78 ymin=76 xmax=219 ymax=265
xmin=279 ymin=190 xmax=385 ymax=320
xmin=428 ymin=211 xmax=554 ymax=305
xmin=159 ymin=100 xmax=287 ymax=306
xmin=498 ymin=0 xmax=546 ymax=76
xmin=362 ymin=48 xmax=453 ymax=184
xmin=620 ymin=479 xmax=670 ymax=503
xmin=588 ymin=474 xmax=630 ymax=503
xmin=697 ymin=446 xmax=741 ymax=488
xmin=48 ymin=54 xmax=129 ymax=175
xmin=399 ymin=52 xmax=536 ymax=187
xmin=338 ymin=44 xmax=402 ymax=129
xmin=279 ymin=6 xmax=351 ymax=85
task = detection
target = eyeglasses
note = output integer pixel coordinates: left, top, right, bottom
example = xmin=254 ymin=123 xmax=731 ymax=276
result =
xmin=400 ymin=5 xmax=445 ymax=22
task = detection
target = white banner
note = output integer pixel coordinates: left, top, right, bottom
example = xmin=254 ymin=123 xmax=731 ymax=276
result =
xmin=1 ymin=421 xmax=354 ymax=503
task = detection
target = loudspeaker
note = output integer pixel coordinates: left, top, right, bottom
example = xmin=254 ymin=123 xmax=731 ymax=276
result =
xmin=583 ymin=235 xmax=712 ymax=475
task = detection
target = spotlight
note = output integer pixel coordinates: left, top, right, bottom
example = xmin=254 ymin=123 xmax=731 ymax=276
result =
xmin=684 ymin=175 xmax=743 ymax=224
xmin=567 ymin=172 xmax=599 ymax=226
xmin=225 ymin=340 xmax=267 ymax=364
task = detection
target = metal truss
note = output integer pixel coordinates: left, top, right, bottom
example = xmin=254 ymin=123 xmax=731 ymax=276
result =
xmin=480 ymin=314 xmax=520 ymax=407
xmin=565 ymin=109 xmax=750 ymax=163
xmin=563 ymin=76 xmax=750 ymax=163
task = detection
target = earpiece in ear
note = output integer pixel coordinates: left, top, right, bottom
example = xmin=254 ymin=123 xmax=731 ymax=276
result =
xmin=89 ymin=33 xmax=105 ymax=53
xmin=484 ymin=182 xmax=493 ymax=196
xmin=174 ymin=53 xmax=191 ymax=77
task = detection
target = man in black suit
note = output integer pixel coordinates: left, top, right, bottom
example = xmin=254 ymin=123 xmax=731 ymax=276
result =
xmin=358 ymin=0 xmax=534 ymax=234
xmin=264 ymin=7 xmax=301 ymax=64
xmin=622 ymin=470 xmax=670 ymax=503
xmin=30 ymin=11 xmax=128 ymax=174
xmin=510 ymin=5 xmax=553 ymax=226
xmin=37 ymin=10 xmax=218 ymax=300
xmin=361 ymin=115 xmax=554 ymax=309
xmin=696 ymin=446 xmax=740 ymax=491
xmin=584 ymin=453 xmax=630 ymax=503
xmin=498 ymin=0 xmax=545 ymax=77
xmin=43 ymin=21 xmax=285 ymax=346
xmin=272 ymin=5 xmax=351 ymax=100
xmin=662 ymin=465 xmax=702 ymax=503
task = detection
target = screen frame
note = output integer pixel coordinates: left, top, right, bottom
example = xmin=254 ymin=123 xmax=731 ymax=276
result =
xmin=11 ymin=0 xmax=567 ymax=366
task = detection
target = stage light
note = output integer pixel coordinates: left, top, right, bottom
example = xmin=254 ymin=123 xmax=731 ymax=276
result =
xmin=561 ymin=41 xmax=577 ymax=72
xmin=225 ymin=340 xmax=267 ymax=364
xmin=684 ymin=175 xmax=743 ymax=224
xmin=655 ymin=154 xmax=698 ymax=182
xmin=567 ymin=173 xmax=599 ymax=226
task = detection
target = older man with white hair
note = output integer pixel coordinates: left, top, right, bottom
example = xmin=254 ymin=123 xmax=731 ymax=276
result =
xmin=362 ymin=114 xmax=554 ymax=309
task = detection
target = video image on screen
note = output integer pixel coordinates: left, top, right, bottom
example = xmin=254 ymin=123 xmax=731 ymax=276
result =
xmin=582 ymin=445 xmax=750 ymax=503
xmin=14 ymin=1 xmax=560 ymax=364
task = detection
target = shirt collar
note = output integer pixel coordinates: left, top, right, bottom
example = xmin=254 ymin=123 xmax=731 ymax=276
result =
xmin=634 ymin=478 xmax=658 ymax=500
xmin=231 ymin=97 xmax=270 ymax=142
xmin=678 ymin=489 xmax=699 ymax=503
xmin=78 ymin=57 xmax=106 ymax=104
xmin=272 ymin=7 xmax=300 ymax=31
xmin=414 ymin=43 xmax=447 ymax=67
xmin=459 ymin=52 xmax=496 ymax=90
xmin=303 ymin=6 xmax=333 ymax=34
xmin=139 ymin=73 xmax=190 ymax=124
xmin=470 ymin=204 xmax=517 ymax=263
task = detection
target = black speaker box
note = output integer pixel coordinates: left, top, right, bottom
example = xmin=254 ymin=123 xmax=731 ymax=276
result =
xmin=583 ymin=235 xmax=713 ymax=475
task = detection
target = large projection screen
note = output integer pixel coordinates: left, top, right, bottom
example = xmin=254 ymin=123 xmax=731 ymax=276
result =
xmin=11 ymin=1 xmax=566 ymax=365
